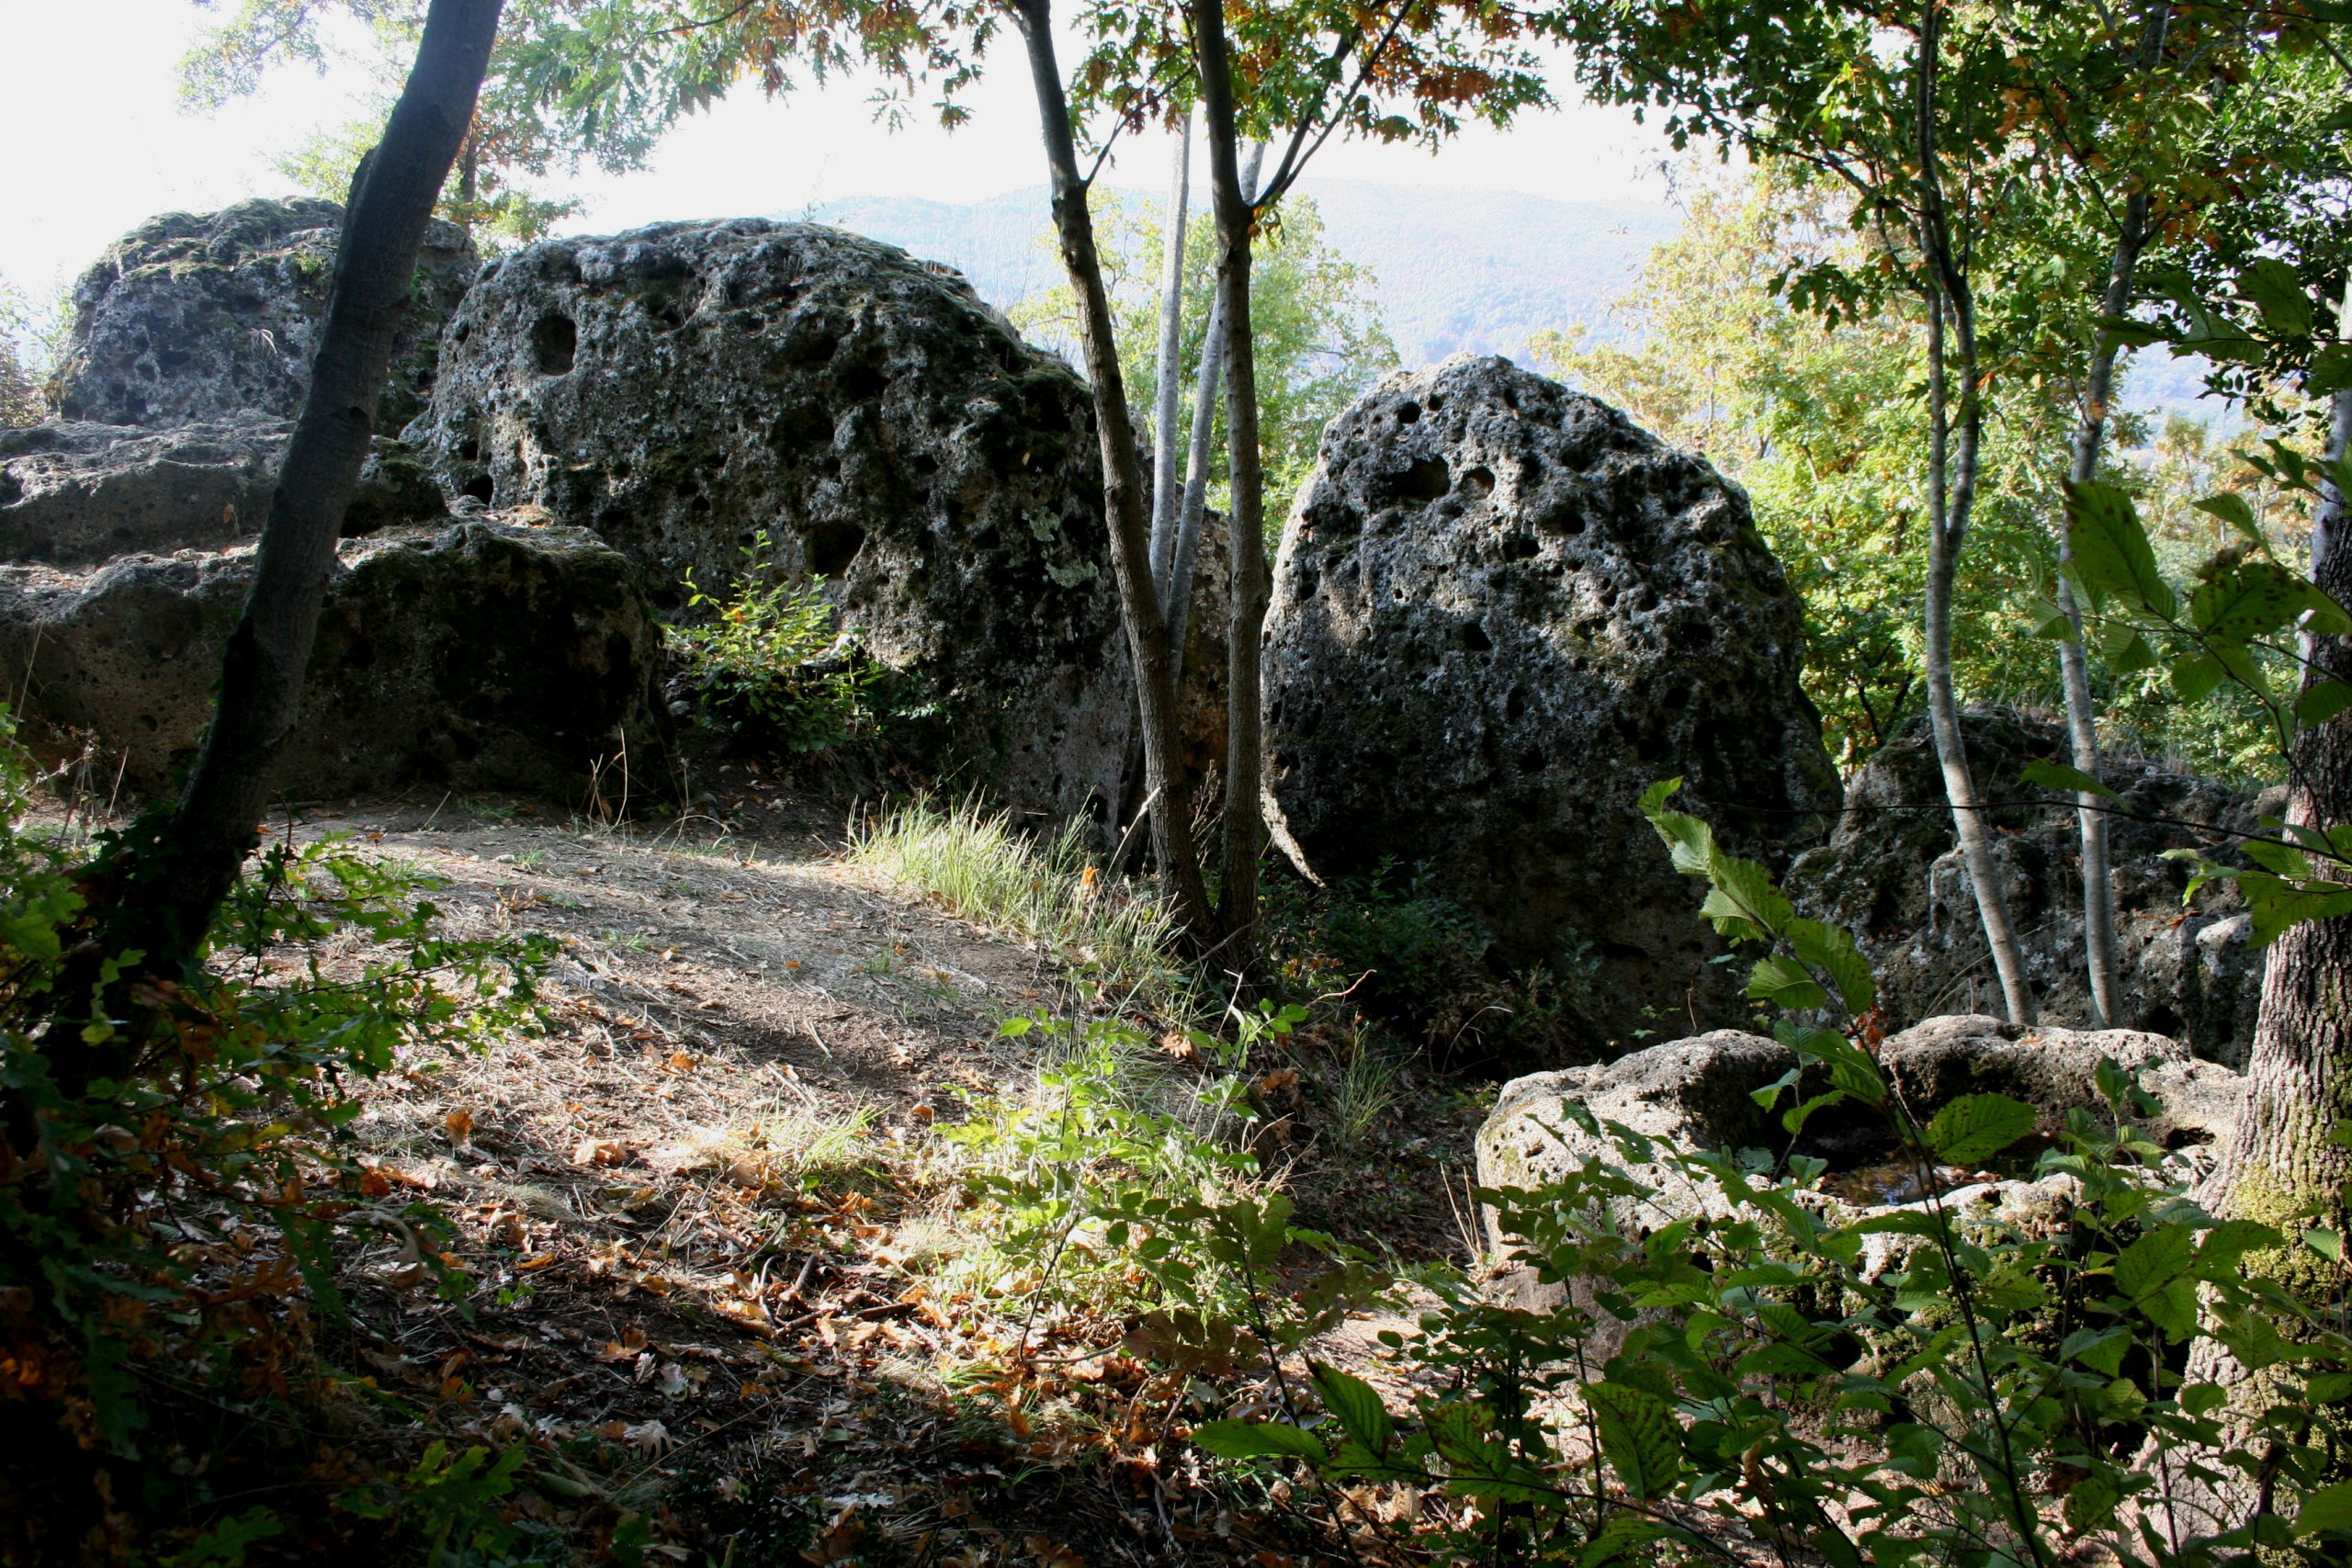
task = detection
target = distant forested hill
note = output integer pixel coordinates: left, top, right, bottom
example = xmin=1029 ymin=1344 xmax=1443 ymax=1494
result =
xmin=803 ymin=180 xmax=2212 ymax=422
xmin=806 ymin=180 xmax=1679 ymax=371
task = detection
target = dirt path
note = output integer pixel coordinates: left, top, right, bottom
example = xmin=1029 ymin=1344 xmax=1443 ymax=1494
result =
xmin=232 ymin=784 xmax=1484 ymax=1563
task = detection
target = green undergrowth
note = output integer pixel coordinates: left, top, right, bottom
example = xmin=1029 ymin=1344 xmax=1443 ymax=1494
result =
xmin=848 ymin=795 xmax=1186 ymax=1006
xmin=0 ymin=714 xmax=584 ymax=1564
xmin=663 ymin=530 xmax=930 ymax=754
xmin=1266 ymin=859 xmax=1600 ymax=1067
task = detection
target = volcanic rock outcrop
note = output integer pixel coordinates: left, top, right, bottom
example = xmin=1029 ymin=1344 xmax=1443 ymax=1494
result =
xmin=55 ymin=197 xmax=476 ymax=431
xmin=1 ymin=200 xmax=662 ymax=804
xmin=407 ymin=219 xmax=1133 ymax=826
xmin=0 ymin=519 xmax=663 ymax=800
xmin=1261 ymin=355 xmax=1840 ymax=1045
xmin=1786 ymin=708 xmax=2264 ymax=1065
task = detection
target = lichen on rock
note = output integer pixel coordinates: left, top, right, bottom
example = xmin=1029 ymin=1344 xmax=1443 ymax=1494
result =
xmin=55 ymin=197 xmax=476 ymax=431
xmin=408 ymin=219 xmax=1131 ymax=827
xmin=1262 ymin=355 xmax=1840 ymax=1048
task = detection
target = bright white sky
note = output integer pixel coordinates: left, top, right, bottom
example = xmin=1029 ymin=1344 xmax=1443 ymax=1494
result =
xmin=1 ymin=1 xmax=1682 ymax=308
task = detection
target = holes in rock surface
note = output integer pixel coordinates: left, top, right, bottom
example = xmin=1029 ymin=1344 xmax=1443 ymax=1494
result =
xmin=1396 ymin=401 xmax=1421 ymax=424
xmin=837 ymin=360 xmax=888 ymax=402
xmin=1457 ymin=620 xmax=1493 ymax=654
xmin=1504 ymin=687 xmax=1528 ymax=723
xmin=1462 ymin=465 xmax=1495 ymax=499
xmin=1519 ymin=747 xmax=1546 ymax=774
xmin=805 ymin=521 xmax=867 ymax=578
xmin=456 ymin=434 xmax=481 ymax=463
xmin=1295 ymin=568 xmax=1318 ymax=598
xmin=531 ymin=312 xmax=578 ymax=374
xmin=462 ymin=474 xmax=495 ymax=503
xmin=1398 ymin=457 xmax=1451 ymax=502
xmin=159 ymin=349 xmax=192 ymax=371
xmin=1501 ymin=533 xmax=1539 ymax=562
xmin=2146 ymin=1004 xmax=2185 ymax=1039
xmin=454 ymin=321 xmax=471 ymax=344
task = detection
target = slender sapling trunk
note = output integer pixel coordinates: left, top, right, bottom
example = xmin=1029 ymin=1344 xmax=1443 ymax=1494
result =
xmin=1148 ymin=110 xmax=1192 ymax=601
xmin=1012 ymin=0 xmax=1216 ymax=941
xmin=1192 ymin=0 xmax=1271 ymax=949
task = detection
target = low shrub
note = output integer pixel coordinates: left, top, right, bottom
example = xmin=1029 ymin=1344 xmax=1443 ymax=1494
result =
xmin=663 ymin=531 xmax=920 ymax=752
xmin=1268 ymin=860 xmax=1598 ymax=1066
xmin=1196 ymin=782 xmax=2352 ymax=1565
xmin=0 ymin=716 xmax=555 ymax=1562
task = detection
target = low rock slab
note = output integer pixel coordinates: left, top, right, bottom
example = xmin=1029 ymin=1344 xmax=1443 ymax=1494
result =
xmin=0 ymin=518 xmax=666 ymax=800
xmin=0 ymin=421 xmax=443 ymax=566
xmin=1476 ymin=1017 xmax=2245 ymax=1258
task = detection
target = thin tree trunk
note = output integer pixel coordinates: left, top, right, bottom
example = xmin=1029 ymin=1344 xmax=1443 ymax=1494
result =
xmin=2054 ymin=3 xmax=2169 ymax=1028
xmin=1917 ymin=17 xmax=2037 ymax=1024
xmin=1192 ymin=0 xmax=1271 ymax=950
xmin=1166 ymin=142 xmax=1262 ymax=682
xmin=1148 ymin=110 xmax=1192 ymax=601
xmin=1012 ymin=0 xmax=1216 ymax=941
xmin=19 ymin=0 xmax=506 ymax=1127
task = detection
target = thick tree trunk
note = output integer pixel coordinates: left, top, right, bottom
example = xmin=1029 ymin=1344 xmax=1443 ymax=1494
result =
xmin=2158 ymin=376 xmax=2352 ymax=1545
xmin=2209 ymin=376 xmax=2352 ymax=1243
xmin=1148 ymin=110 xmax=1192 ymax=600
xmin=1012 ymin=0 xmax=1216 ymax=941
xmin=1166 ymin=142 xmax=1261 ymax=682
xmin=1192 ymin=0 xmax=1272 ymax=951
xmin=1916 ymin=20 xmax=2036 ymax=1024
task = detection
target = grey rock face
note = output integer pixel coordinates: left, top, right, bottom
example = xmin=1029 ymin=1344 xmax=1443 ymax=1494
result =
xmin=409 ymin=219 xmax=1130 ymax=826
xmin=0 ymin=519 xmax=666 ymax=800
xmin=1262 ymin=355 xmax=1840 ymax=1045
xmin=0 ymin=421 xmax=281 ymax=562
xmin=1476 ymin=1020 xmax=2243 ymax=1271
xmin=1878 ymin=1013 xmax=2244 ymax=1148
xmin=1785 ymin=708 xmax=2262 ymax=1066
xmin=0 ymin=421 xmax=442 ymax=566
xmin=55 ymin=197 xmax=477 ymax=431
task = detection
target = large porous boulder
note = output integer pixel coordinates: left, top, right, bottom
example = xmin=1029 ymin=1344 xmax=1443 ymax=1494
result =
xmin=1786 ymin=707 xmax=2264 ymax=1066
xmin=0 ymin=421 xmax=443 ymax=565
xmin=54 ymin=197 xmax=477 ymax=432
xmin=1263 ymin=355 xmax=1841 ymax=1045
xmin=0 ymin=517 xmax=666 ymax=799
xmin=407 ymin=219 xmax=1129 ymax=826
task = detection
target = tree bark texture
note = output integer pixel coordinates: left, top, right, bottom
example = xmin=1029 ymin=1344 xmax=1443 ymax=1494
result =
xmin=134 ymin=0 xmax=508 ymax=976
xmin=1012 ymin=0 xmax=1216 ymax=940
xmin=1916 ymin=17 xmax=2037 ymax=1024
xmin=1148 ymin=110 xmax=1192 ymax=600
xmin=2211 ymin=383 xmax=2352 ymax=1237
xmin=1192 ymin=0 xmax=1272 ymax=949
xmin=2054 ymin=3 xmax=2169 ymax=1027
xmin=1166 ymin=142 xmax=1262 ymax=684
xmin=2159 ymin=376 xmax=2352 ymax=1545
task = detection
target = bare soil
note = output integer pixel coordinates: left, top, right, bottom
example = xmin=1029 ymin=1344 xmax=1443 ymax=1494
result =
xmin=257 ymin=771 xmax=1488 ymax=1566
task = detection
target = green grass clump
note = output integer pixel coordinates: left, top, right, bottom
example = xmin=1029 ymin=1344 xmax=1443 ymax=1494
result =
xmin=848 ymin=797 xmax=1180 ymax=1002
